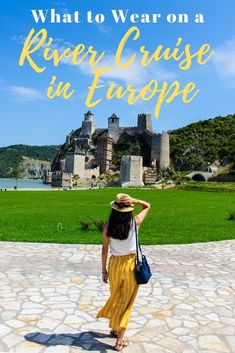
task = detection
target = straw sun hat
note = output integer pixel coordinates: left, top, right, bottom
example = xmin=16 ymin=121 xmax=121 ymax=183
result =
xmin=110 ymin=193 xmax=135 ymax=212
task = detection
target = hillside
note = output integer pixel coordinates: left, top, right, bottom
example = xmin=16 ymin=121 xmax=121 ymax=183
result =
xmin=0 ymin=114 xmax=234 ymax=178
xmin=169 ymin=114 xmax=235 ymax=171
xmin=0 ymin=144 xmax=60 ymax=178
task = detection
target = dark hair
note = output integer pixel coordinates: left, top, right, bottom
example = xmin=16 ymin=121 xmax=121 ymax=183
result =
xmin=107 ymin=209 xmax=133 ymax=240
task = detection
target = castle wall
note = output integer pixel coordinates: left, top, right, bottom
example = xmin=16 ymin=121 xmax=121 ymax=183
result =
xmin=51 ymin=171 xmax=92 ymax=188
xmin=60 ymin=158 xmax=65 ymax=172
xmin=119 ymin=127 xmax=138 ymax=136
xmin=151 ymin=133 xmax=170 ymax=169
xmin=84 ymin=166 xmax=100 ymax=178
xmin=120 ymin=155 xmax=144 ymax=187
xmin=76 ymin=137 xmax=90 ymax=149
xmin=65 ymin=153 xmax=86 ymax=178
xmin=52 ymin=171 xmax=74 ymax=187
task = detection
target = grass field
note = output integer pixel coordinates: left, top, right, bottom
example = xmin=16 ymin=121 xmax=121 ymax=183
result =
xmin=182 ymin=182 xmax=235 ymax=193
xmin=0 ymin=188 xmax=234 ymax=245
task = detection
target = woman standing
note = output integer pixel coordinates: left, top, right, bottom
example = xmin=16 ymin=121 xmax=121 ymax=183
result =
xmin=96 ymin=193 xmax=151 ymax=351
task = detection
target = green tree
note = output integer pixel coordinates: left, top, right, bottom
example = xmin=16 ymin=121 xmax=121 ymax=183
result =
xmin=11 ymin=164 xmax=22 ymax=189
xmin=112 ymin=141 xmax=141 ymax=166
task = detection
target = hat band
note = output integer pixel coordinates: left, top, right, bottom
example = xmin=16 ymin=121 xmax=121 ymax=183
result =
xmin=114 ymin=201 xmax=132 ymax=209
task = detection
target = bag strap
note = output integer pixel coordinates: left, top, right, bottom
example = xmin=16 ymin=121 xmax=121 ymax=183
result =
xmin=134 ymin=219 xmax=143 ymax=262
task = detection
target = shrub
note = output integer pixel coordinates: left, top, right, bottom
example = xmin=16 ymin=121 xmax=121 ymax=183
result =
xmin=228 ymin=211 xmax=235 ymax=221
xmin=80 ymin=221 xmax=92 ymax=231
xmin=93 ymin=220 xmax=105 ymax=232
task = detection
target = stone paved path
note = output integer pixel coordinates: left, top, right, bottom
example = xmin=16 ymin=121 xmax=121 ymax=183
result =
xmin=0 ymin=240 xmax=235 ymax=353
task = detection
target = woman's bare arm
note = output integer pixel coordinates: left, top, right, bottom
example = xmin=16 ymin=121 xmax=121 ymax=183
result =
xmin=118 ymin=195 xmax=151 ymax=227
xmin=133 ymin=199 xmax=151 ymax=227
xmin=101 ymin=223 xmax=109 ymax=283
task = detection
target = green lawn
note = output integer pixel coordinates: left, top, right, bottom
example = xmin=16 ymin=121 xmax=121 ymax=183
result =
xmin=0 ymin=188 xmax=234 ymax=244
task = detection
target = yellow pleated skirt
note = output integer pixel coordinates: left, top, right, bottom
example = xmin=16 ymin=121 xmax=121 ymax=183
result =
xmin=96 ymin=253 xmax=139 ymax=331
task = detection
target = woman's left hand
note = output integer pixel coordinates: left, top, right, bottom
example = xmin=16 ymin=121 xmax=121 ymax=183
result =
xmin=118 ymin=195 xmax=135 ymax=204
xmin=102 ymin=272 xmax=109 ymax=283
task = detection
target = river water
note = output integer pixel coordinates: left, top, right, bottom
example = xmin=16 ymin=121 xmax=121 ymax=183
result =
xmin=0 ymin=178 xmax=52 ymax=189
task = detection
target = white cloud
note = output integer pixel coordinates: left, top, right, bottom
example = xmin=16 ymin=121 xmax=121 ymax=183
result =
xmin=78 ymin=54 xmax=177 ymax=87
xmin=12 ymin=34 xmax=70 ymax=50
xmin=52 ymin=1 xmax=68 ymax=6
xmin=212 ymin=37 xmax=235 ymax=87
xmin=7 ymin=86 xmax=45 ymax=101
xmin=51 ymin=1 xmax=70 ymax=12
xmin=95 ymin=23 xmax=112 ymax=35
xmin=12 ymin=33 xmax=176 ymax=87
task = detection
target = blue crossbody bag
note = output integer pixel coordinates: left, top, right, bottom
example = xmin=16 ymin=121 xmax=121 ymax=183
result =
xmin=134 ymin=219 xmax=152 ymax=284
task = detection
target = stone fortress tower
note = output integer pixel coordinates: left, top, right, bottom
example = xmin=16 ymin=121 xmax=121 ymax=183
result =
xmin=64 ymin=142 xmax=86 ymax=178
xmin=96 ymin=134 xmax=113 ymax=174
xmin=81 ymin=110 xmax=96 ymax=138
xmin=108 ymin=113 xmax=120 ymax=143
xmin=137 ymin=113 xmax=152 ymax=132
xmin=120 ymin=155 xmax=144 ymax=187
xmin=50 ymin=110 xmax=170 ymax=187
xmin=151 ymin=133 xmax=170 ymax=169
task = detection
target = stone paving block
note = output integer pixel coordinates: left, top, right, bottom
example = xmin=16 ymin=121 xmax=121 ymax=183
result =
xmin=0 ymin=324 xmax=11 ymax=337
xmin=1 ymin=333 xmax=22 ymax=348
xmin=43 ymin=346 xmax=70 ymax=353
xmin=225 ymin=336 xmax=235 ymax=352
xmin=13 ymin=341 xmax=44 ymax=353
xmin=4 ymin=320 xmax=25 ymax=329
xmin=157 ymin=336 xmax=187 ymax=351
xmin=143 ymin=342 xmax=169 ymax=353
xmin=198 ymin=335 xmax=230 ymax=352
xmin=37 ymin=317 xmax=61 ymax=330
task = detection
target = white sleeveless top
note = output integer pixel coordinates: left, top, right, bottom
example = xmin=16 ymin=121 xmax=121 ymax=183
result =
xmin=109 ymin=219 xmax=136 ymax=256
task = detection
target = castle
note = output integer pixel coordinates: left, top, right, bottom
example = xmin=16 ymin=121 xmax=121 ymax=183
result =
xmin=50 ymin=111 xmax=170 ymax=187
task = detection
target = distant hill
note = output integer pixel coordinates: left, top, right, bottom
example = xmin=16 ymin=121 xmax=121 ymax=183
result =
xmin=0 ymin=144 xmax=60 ymax=178
xmin=169 ymin=114 xmax=235 ymax=171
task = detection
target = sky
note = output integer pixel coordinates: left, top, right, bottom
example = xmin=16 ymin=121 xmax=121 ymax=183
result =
xmin=0 ymin=0 xmax=235 ymax=147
